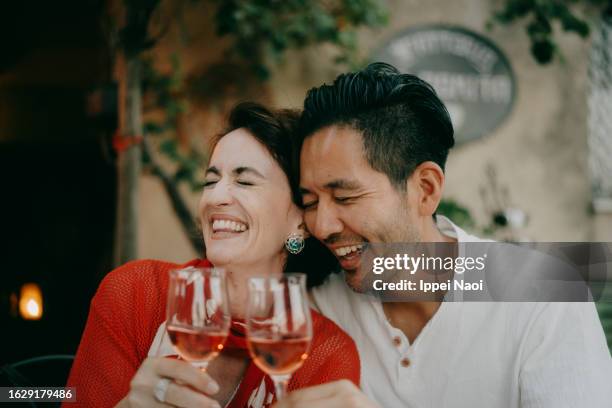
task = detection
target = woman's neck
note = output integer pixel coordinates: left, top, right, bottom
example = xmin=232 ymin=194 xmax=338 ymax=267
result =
xmin=222 ymin=254 xmax=286 ymax=318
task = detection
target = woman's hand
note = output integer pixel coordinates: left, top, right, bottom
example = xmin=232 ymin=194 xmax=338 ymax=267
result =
xmin=116 ymin=357 xmax=221 ymax=408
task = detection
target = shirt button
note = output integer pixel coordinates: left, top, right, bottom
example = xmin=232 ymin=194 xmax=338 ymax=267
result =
xmin=400 ymin=357 xmax=411 ymax=367
xmin=392 ymin=336 xmax=402 ymax=346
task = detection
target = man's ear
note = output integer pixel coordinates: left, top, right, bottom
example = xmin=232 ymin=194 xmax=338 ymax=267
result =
xmin=406 ymin=161 xmax=445 ymax=217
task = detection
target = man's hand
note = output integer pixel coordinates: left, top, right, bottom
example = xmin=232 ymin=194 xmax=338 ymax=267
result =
xmin=272 ymin=380 xmax=379 ymax=408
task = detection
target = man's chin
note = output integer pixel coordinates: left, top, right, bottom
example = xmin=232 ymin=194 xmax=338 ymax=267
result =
xmin=343 ymin=269 xmax=371 ymax=294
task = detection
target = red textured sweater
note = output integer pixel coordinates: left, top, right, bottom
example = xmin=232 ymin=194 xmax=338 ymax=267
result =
xmin=64 ymin=259 xmax=360 ymax=407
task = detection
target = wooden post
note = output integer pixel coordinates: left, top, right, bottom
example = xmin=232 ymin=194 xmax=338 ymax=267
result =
xmin=113 ymin=53 xmax=142 ymax=266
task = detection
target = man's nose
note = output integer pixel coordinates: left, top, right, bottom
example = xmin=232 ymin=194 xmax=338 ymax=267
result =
xmin=312 ymin=201 xmax=344 ymax=241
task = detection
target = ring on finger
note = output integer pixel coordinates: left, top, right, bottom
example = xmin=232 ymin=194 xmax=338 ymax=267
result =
xmin=154 ymin=377 xmax=172 ymax=403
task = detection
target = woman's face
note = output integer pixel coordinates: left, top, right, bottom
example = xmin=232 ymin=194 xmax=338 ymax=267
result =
xmin=199 ymin=128 xmax=302 ymax=268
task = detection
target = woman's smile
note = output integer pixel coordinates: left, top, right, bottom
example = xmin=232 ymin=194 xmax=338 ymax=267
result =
xmin=209 ymin=214 xmax=249 ymax=239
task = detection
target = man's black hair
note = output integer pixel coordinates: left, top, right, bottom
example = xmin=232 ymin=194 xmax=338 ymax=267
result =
xmin=299 ymin=62 xmax=455 ymax=190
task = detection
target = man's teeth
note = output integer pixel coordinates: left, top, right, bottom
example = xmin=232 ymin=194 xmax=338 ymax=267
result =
xmin=335 ymin=244 xmax=363 ymax=257
xmin=212 ymin=219 xmax=247 ymax=232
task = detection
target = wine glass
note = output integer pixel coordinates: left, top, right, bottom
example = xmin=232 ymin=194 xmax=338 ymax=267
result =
xmin=166 ymin=266 xmax=230 ymax=370
xmin=246 ymin=273 xmax=312 ymax=401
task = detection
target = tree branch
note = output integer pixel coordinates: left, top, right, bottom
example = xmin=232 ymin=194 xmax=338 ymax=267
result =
xmin=141 ymin=133 xmax=204 ymax=255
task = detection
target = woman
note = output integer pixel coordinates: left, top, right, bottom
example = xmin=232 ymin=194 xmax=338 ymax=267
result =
xmin=64 ymin=103 xmax=359 ymax=408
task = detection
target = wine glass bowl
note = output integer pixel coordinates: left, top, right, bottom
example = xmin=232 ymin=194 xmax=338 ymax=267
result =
xmin=246 ymin=273 xmax=312 ymax=400
xmin=166 ymin=266 xmax=230 ymax=369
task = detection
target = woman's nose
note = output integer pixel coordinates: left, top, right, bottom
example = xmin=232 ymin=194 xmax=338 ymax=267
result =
xmin=206 ymin=181 xmax=234 ymax=207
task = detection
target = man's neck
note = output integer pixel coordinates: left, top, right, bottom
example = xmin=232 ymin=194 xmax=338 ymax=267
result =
xmin=422 ymin=215 xmax=456 ymax=243
xmin=381 ymin=215 xmax=457 ymax=343
xmin=382 ymin=301 xmax=441 ymax=344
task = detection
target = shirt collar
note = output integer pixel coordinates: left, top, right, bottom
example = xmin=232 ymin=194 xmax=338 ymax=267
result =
xmin=435 ymin=215 xmax=481 ymax=243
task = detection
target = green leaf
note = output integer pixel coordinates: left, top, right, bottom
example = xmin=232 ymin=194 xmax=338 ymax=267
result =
xmin=560 ymin=13 xmax=590 ymax=37
xmin=211 ymin=0 xmax=388 ymax=80
xmin=531 ymin=39 xmax=555 ymax=64
xmin=527 ymin=14 xmax=552 ymax=38
xmin=437 ymin=199 xmax=475 ymax=229
xmin=174 ymin=165 xmax=193 ymax=183
xmin=143 ymin=121 xmax=161 ymax=134
xmin=159 ymin=139 xmax=179 ymax=160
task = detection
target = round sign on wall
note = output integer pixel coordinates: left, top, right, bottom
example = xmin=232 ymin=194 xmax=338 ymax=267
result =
xmin=372 ymin=25 xmax=516 ymax=144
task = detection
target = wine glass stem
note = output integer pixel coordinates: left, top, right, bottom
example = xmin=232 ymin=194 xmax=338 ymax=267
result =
xmin=271 ymin=374 xmax=291 ymax=401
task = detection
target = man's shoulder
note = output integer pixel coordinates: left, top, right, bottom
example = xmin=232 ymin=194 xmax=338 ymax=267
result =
xmin=311 ymin=272 xmax=355 ymax=311
xmin=312 ymin=272 xmax=349 ymax=293
xmin=310 ymin=272 xmax=385 ymax=340
xmin=460 ymin=301 xmax=604 ymax=344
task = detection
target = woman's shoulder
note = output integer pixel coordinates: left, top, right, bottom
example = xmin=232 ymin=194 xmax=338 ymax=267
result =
xmin=310 ymin=309 xmax=358 ymax=350
xmin=93 ymin=259 xmax=203 ymax=312
xmin=90 ymin=259 xmax=204 ymax=350
xmin=99 ymin=259 xmax=199 ymax=291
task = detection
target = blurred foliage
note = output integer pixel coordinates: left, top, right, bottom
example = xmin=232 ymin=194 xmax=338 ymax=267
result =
xmin=119 ymin=0 xmax=389 ymax=75
xmin=489 ymin=0 xmax=612 ymax=64
xmin=437 ymin=199 xmax=476 ymax=230
xmin=212 ymin=0 xmax=388 ymax=78
xmin=119 ymin=0 xmax=165 ymax=57
xmin=122 ymin=0 xmax=388 ymax=192
xmin=140 ymin=54 xmax=207 ymax=192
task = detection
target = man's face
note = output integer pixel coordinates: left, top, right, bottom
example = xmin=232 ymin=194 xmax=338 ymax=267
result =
xmin=300 ymin=125 xmax=421 ymax=292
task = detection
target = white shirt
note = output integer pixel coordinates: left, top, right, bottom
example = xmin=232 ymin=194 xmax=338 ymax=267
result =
xmin=312 ymin=216 xmax=612 ymax=408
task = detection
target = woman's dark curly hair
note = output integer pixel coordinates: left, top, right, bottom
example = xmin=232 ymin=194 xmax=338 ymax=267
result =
xmin=208 ymin=102 xmax=339 ymax=287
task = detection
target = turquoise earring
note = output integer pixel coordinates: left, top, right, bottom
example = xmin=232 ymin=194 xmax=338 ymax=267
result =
xmin=285 ymin=233 xmax=305 ymax=255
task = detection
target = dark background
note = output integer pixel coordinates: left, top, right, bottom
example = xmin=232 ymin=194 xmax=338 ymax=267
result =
xmin=0 ymin=0 xmax=115 ymax=370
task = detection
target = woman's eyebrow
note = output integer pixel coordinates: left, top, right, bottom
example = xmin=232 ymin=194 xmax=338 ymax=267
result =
xmin=234 ymin=166 xmax=265 ymax=178
xmin=205 ymin=166 xmax=220 ymax=176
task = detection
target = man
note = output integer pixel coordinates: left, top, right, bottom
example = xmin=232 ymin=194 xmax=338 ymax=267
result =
xmin=275 ymin=63 xmax=611 ymax=407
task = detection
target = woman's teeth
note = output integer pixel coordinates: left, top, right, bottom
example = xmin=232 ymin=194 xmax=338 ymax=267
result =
xmin=212 ymin=219 xmax=248 ymax=232
xmin=335 ymin=244 xmax=363 ymax=257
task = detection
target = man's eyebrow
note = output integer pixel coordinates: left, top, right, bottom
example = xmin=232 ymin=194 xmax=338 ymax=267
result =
xmin=234 ymin=166 xmax=265 ymax=178
xmin=205 ymin=166 xmax=220 ymax=176
xmin=325 ymin=179 xmax=361 ymax=190
xmin=299 ymin=187 xmax=312 ymax=195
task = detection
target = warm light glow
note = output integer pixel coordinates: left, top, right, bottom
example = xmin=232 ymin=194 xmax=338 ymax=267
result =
xmin=26 ymin=299 xmax=40 ymax=316
xmin=19 ymin=283 xmax=43 ymax=320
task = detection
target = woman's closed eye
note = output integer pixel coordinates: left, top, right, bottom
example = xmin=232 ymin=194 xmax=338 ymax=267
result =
xmin=236 ymin=179 xmax=255 ymax=186
xmin=202 ymin=178 xmax=255 ymax=188
xmin=202 ymin=179 xmax=218 ymax=188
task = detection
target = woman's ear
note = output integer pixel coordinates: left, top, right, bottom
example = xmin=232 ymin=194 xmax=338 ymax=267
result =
xmin=288 ymin=204 xmax=306 ymax=236
xmin=298 ymin=222 xmax=311 ymax=239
